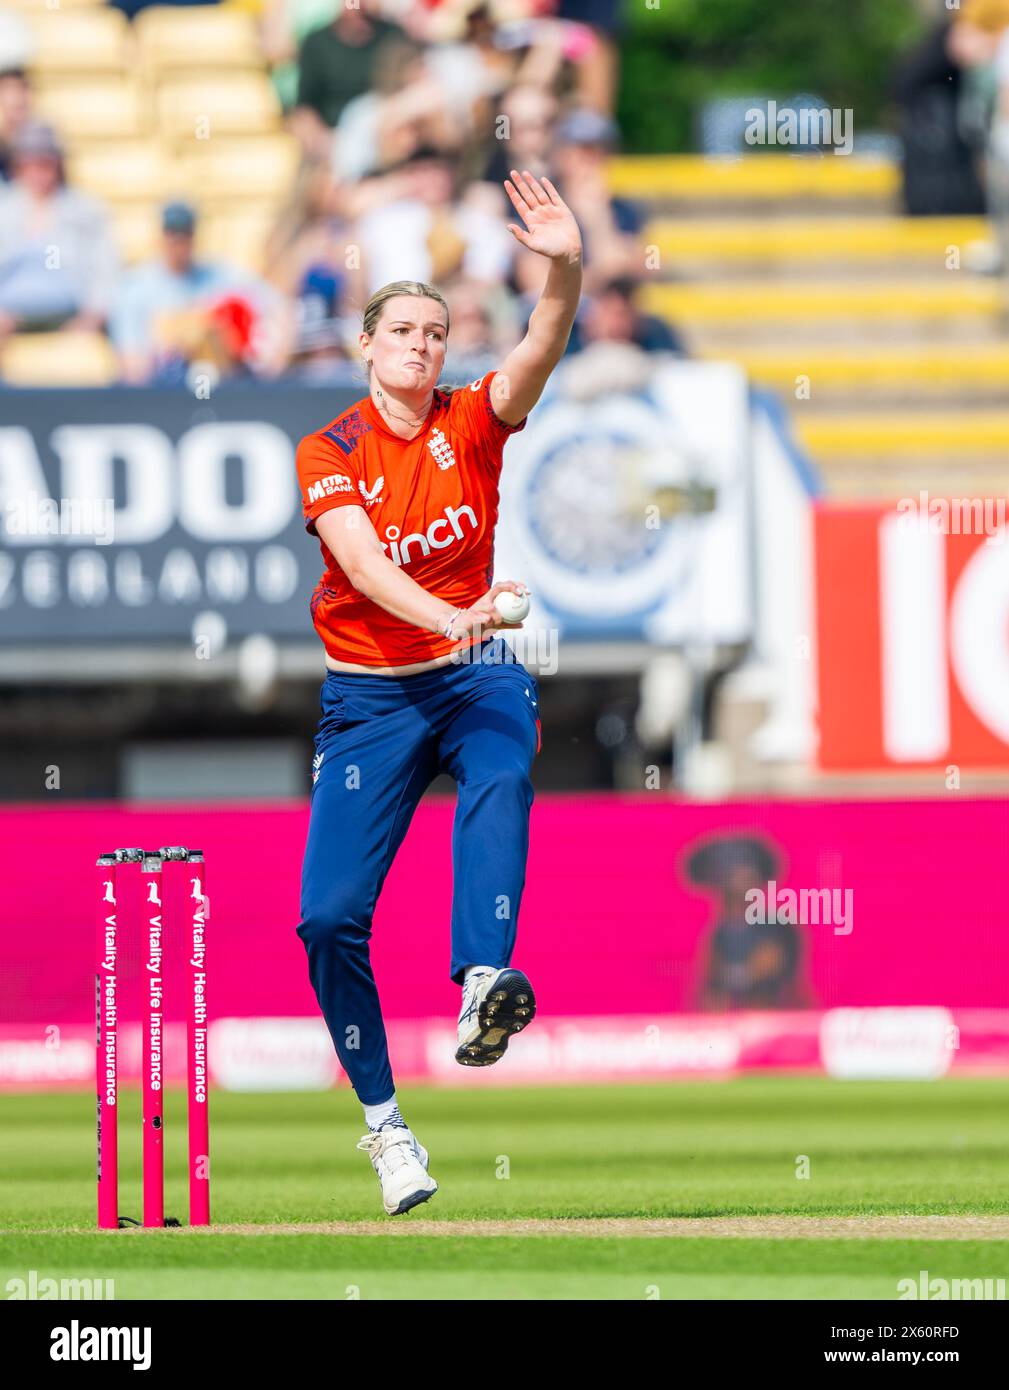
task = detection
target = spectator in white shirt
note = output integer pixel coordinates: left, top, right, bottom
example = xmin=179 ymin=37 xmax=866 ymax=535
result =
xmin=353 ymin=145 xmax=514 ymax=294
xmin=0 ymin=121 xmax=118 ymax=344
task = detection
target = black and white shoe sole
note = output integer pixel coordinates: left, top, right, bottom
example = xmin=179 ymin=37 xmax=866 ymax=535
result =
xmin=390 ymin=1184 xmax=437 ymax=1216
xmin=455 ymin=969 xmax=537 ymax=1066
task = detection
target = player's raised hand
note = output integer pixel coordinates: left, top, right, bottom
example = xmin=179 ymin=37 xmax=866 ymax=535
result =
xmin=504 ymin=170 xmax=582 ymax=264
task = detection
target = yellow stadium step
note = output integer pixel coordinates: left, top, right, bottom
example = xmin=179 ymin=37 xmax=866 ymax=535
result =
xmin=821 ymin=463 xmax=1009 ymax=500
xmin=8 ymin=0 xmax=108 ymax=8
xmin=797 ymin=410 xmax=1009 ymax=456
xmin=35 ymin=81 xmax=151 ymax=143
xmin=109 ymin=202 xmax=163 ymax=265
xmin=68 ymin=140 xmax=176 ymax=203
xmin=24 ymin=8 xmax=132 ymax=75
xmin=648 ymin=215 xmax=990 ymax=263
xmin=644 ymin=279 xmax=1002 ymax=323
xmin=198 ymin=207 xmax=280 ymax=275
xmin=727 ymin=344 xmax=1009 ymax=394
xmin=175 ymin=136 xmax=300 ymax=205
xmin=156 ymin=74 xmax=282 ymax=140
xmin=607 ymin=155 xmax=898 ymax=202
xmin=1 ymin=331 xmax=118 ymax=387
xmin=134 ymin=5 xmax=263 ymax=74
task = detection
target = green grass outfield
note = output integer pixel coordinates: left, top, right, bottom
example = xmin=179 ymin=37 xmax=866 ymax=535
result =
xmin=1 ymin=1077 xmax=1007 ymax=1300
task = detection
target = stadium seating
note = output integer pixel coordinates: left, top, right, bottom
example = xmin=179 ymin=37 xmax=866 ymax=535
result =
xmin=199 ymin=206 xmax=286 ymax=275
xmin=645 ymin=279 xmax=1000 ymax=327
xmin=607 ymin=153 xmax=899 ymax=204
xmin=68 ymin=139 xmax=176 ymax=204
xmin=622 ymin=154 xmax=1009 ymax=495
xmin=174 ymin=135 xmax=300 ymax=205
xmin=133 ymin=5 xmax=264 ymax=75
xmin=22 ymin=8 xmax=132 ymax=77
xmin=15 ymin=2 xmax=299 ymax=311
xmin=0 ymin=330 xmax=119 ymax=386
xmin=34 ymin=81 xmax=150 ymax=143
xmin=648 ymin=215 xmax=991 ymax=266
xmin=155 ymin=75 xmax=282 ymax=141
xmin=5 ymin=0 xmax=108 ymax=8
xmin=730 ymin=342 xmax=1009 ymax=397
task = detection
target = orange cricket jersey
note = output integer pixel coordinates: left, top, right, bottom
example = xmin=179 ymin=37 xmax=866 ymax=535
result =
xmin=295 ymin=370 xmax=527 ymax=666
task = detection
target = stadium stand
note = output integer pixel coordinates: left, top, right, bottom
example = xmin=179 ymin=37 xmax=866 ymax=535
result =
xmin=1 ymin=0 xmax=1007 ymax=509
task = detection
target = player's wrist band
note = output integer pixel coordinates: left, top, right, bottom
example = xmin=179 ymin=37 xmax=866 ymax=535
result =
xmin=441 ymin=607 xmax=464 ymax=640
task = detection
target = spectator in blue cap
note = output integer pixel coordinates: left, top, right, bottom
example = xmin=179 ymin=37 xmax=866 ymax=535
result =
xmin=110 ymin=200 xmax=287 ymax=383
xmin=288 ymin=262 xmax=352 ymax=378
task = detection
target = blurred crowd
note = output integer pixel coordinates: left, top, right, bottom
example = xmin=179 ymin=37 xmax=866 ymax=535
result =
xmin=0 ymin=0 xmax=683 ymax=387
xmin=895 ymin=0 xmax=1009 ymax=267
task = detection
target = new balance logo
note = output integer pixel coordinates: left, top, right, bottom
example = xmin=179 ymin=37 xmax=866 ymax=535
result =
xmin=427 ymin=429 xmax=456 ymax=471
xmin=358 ymin=476 xmax=384 ymax=507
xmin=382 ymin=503 xmax=478 ymax=568
xmin=307 ymin=474 xmax=353 ymax=503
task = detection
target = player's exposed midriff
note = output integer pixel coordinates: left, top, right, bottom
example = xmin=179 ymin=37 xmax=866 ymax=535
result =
xmin=323 ymin=651 xmax=458 ymax=677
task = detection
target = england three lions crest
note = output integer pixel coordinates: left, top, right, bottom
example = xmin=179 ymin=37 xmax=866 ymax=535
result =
xmin=427 ymin=430 xmax=456 ymax=471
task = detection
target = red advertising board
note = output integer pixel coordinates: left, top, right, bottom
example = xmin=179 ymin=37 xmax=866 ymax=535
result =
xmin=815 ymin=502 xmax=1009 ymax=769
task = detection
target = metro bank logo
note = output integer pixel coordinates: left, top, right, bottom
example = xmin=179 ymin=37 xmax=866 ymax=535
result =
xmin=307 ymin=473 xmax=354 ymax=503
xmin=815 ymin=504 xmax=1009 ymax=769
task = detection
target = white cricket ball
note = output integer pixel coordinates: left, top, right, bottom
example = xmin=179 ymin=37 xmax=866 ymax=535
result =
xmin=494 ymin=589 xmax=530 ymax=623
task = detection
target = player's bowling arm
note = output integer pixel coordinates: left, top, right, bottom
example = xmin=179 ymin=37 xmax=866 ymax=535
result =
xmin=315 ymin=508 xmax=519 ymax=640
xmin=316 ymin=506 xmax=458 ymax=633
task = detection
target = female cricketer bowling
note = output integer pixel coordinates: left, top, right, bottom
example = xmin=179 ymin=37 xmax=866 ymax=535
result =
xmin=295 ymin=171 xmax=582 ymax=1214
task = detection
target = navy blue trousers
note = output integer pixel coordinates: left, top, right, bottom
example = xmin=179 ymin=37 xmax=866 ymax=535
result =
xmin=297 ymin=638 xmax=540 ymax=1105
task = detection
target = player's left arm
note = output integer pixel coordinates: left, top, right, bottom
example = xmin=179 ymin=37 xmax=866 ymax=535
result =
xmin=492 ymin=169 xmax=584 ymax=426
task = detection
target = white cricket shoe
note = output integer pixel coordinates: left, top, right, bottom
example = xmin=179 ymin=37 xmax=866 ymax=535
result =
xmin=456 ymin=966 xmax=537 ymax=1067
xmin=356 ymin=1127 xmax=438 ymax=1216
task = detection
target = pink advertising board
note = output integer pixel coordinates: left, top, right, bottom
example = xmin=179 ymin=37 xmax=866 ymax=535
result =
xmin=1 ymin=798 xmax=1007 ymax=1087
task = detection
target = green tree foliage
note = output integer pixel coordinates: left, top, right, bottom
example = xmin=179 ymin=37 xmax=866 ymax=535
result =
xmin=616 ymin=0 xmax=925 ymax=153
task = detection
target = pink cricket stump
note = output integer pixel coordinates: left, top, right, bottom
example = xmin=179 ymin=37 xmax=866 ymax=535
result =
xmin=159 ymin=846 xmax=210 ymax=1225
xmin=140 ymin=851 xmax=165 ymax=1228
xmin=187 ymin=851 xmax=210 ymax=1225
xmin=96 ymin=854 xmax=118 ymax=1230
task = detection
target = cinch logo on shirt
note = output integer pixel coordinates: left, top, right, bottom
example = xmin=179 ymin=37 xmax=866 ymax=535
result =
xmin=427 ymin=429 xmax=456 ymax=471
xmin=381 ymin=502 xmax=478 ymax=568
xmin=307 ymin=473 xmax=354 ymax=502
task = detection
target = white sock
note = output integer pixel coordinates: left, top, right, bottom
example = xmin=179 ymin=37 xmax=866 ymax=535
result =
xmin=363 ymin=1094 xmax=407 ymax=1132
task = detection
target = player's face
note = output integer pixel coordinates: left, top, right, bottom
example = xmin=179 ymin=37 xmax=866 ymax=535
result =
xmin=366 ymin=297 xmax=448 ymax=396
